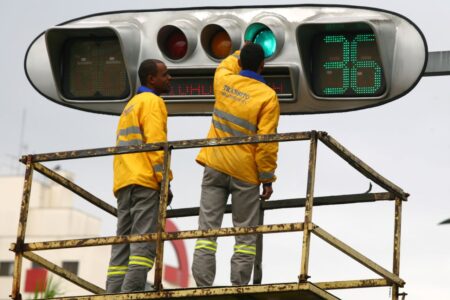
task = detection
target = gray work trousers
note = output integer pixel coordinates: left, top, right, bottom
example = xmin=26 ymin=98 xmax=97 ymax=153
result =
xmin=192 ymin=166 xmax=260 ymax=286
xmin=106 ymin=185 xmax=160 ymax=293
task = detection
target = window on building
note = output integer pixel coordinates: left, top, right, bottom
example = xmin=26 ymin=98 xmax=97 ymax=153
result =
xmin=31 ymin=262 xmax=44 ymax=269
xmin=62 ymin=261 xmax=79 ymax=275
xmin=0 ymin=261 xmax=14 ymax=276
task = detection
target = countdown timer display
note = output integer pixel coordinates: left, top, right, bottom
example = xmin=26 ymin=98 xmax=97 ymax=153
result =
xmin=62 ymin=38 xmax=130 ymax=100
xmin=311 ymin=32 xmax=386 ymax=97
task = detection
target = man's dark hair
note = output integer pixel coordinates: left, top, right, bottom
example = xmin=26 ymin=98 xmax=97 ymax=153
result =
xmin=240 ymin=43 xmax=265 ymax=72
xmin=138 ymin=59 xmax=164 ymax=85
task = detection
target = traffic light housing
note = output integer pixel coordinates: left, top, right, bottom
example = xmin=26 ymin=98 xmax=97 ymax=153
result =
xmin=25 ymin=5 xmax=427 ymax=116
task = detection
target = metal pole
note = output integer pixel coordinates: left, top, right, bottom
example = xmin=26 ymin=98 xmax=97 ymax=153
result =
xmin=19 ymin=223 xmax=304 ymax=252
xmin=392 ymin=197 xmax=403 ymax=300
xmin=315 ymin=278 xmax=390 ymax=290
xmin=253 ymin=199 xmax=265 ymax=284
xmin=11 ymin=156 xmax=33 ymax=300
xmin=154 ymin=145 xmax=172 ymax=291
xmin=165 ymin=192 xmax=394 ymax=218
xmin=299 ymin=131 xmax=318 ymax=282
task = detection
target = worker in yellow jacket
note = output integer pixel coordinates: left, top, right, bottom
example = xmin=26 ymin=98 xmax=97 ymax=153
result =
xmin=192 ymin=43 xmax=280 ymax=286
xmin=106 ymin=59 xmax=173 ymax=293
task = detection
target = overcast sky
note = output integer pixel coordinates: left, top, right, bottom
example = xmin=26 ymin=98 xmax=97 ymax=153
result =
xmin=1 ymin=1 xmax=449 ymax=299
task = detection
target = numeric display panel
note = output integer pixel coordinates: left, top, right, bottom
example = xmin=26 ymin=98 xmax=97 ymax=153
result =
xmin=311 ymin=30 xmax=386 ymax=98
xmin=62 ymin=37 xmax=130 ymax=100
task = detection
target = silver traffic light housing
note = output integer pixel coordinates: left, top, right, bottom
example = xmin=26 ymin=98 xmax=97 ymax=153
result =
xmin=25 ymin=5 xmax=427 ymax=116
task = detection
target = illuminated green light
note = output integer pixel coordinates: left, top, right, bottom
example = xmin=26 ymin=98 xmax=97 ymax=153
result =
xmin=245 ymin=23 xmax=276 ymax=58
xmin=254 ymin=29 xmax=276 ymax=58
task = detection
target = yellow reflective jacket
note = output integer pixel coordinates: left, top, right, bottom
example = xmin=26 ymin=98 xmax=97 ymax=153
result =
xmin=113 ymin=88 xmax=173 ymax=194
xmin=196 ymin=51 xmax=280 ymax=185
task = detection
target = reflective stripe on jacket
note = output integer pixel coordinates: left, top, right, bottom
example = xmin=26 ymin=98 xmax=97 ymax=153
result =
xmin=113 ymin=90 xmax=173 ymax=194
xmin=196 ymin=51 xmax=280 ymax=184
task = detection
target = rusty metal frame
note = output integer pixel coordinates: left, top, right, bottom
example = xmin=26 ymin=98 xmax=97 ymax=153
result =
xmin=392 ymin=197 xmax=403 ymax=300
xmin=315 ymin=278 xmax=390 ymax=290
xmin=312 ymin=226 xmax=404 ymax=286
xmin=300 ymin=131 xmax=318 ymax=282
xmin=35 ymin=282 xmax=340 ymax=300
xmin=19 ymin=223 xmax=305 ymax=252
xmin=11 ymin=156 xmax=33 ymax=300
xmin=154 ymin=145 xmax=172 ymax=290
xmin=10 ymin=131 xmax=408 ymax=300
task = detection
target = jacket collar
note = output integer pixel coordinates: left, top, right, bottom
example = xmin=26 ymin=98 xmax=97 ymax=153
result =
xmin=239 ymin=70 xmax=266 ymax=84
xmin=137 ymin=86 xmax=158 ymax=95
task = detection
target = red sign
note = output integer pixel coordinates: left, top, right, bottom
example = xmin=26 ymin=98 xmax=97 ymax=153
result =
xmin=24 ymin=268 xmax=48 ymax=293
xmin=164 ymin=219 xmax=189 ymax=288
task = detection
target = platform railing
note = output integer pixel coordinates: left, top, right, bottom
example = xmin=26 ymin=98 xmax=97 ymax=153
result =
xmin=10 ymin=131 xmax=408 ymax=300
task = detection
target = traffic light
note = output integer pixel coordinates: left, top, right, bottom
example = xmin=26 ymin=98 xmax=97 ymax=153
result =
xmin=25 ymin=5 xmax=427 ymax=116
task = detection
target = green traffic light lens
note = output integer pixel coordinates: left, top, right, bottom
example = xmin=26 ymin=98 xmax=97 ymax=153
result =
xmin=254 ymin=29 xmax=276 ymax=58
xmin=245 ymin=23 xmax=276 ymax=58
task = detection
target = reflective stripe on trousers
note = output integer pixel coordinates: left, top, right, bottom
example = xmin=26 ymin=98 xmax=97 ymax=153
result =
xmin=234 ymin=244 xmax=256 ymax=256
xmin=195 ymin=240 xmax=218 ymax=252
xmin=129 ymin=255 xmax=154 ymax=268
xmin=107 ymin=265 xmax=128 ymax=276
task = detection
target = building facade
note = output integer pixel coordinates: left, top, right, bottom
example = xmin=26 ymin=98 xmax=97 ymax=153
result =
xmin=0 ymin=171 xmax=192 ymax=299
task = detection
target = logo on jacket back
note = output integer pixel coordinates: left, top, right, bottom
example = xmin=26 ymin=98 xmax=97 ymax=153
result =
xmin=221 ymin=84 xmax=250 ymax=104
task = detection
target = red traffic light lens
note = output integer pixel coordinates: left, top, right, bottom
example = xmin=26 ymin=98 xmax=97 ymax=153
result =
xmin=165 ymin=29 xmax=187 ymax=60
xmin=210 ymin=31 xmax=231 ymax=59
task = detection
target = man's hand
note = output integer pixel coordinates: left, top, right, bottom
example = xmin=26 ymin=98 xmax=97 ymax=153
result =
xmin=260 ymin=184 xmax=273 ymax=200
xmin=167 ymin=188 xmax=173 ymax=207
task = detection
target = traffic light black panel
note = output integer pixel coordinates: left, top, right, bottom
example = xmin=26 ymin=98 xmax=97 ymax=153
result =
xmin=62 ymin=37 xmax=130 ymax=100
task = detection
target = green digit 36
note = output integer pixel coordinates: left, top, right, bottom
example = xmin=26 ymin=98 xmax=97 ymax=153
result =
xmin=323 ymin=33 xmax=382 ymax=95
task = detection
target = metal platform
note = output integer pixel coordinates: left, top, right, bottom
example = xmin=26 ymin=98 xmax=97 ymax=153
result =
xmin=53 ymin=283 xmax=339 ymax=300
xmin=10 ymin=131 xmax=406 ymax=300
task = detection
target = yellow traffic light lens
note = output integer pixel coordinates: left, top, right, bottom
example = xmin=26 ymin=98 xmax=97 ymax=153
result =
xmin=201 ymin=23 xmax=238 ymax=61
xmin=210 ymin=31 xmax=231 ymax=59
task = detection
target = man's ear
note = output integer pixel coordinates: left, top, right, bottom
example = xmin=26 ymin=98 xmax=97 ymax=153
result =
xmin=257 ymin=60 xmax=264 ymax=74
xmin=146 ymin=74 xmax=154 ymax=86
xmin=238 ymin=59 xmax=242 ymax=68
